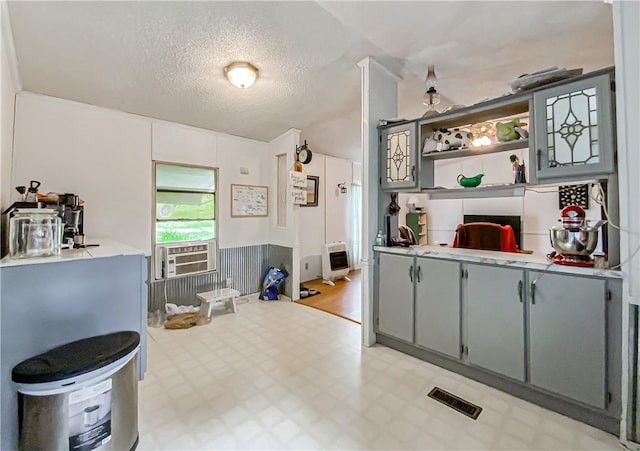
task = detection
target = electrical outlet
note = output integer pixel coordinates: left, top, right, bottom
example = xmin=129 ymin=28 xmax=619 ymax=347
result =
xmin=305 ymin=263 xmax=309 ymax=270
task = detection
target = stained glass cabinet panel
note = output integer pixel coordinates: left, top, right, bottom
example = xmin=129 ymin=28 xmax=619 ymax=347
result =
xmin=533 ymin=73 xmax=614 ymax=182
xmin=380 ymin=122 xmax=418 ymax=190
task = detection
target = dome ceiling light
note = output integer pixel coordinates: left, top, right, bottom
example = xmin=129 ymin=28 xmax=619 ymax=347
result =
xmin=224 ymin=62 xmax=259 ymax=89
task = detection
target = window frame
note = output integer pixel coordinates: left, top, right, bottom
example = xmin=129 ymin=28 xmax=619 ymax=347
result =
xmin=152 ymin=161 xmax=219 ymax=246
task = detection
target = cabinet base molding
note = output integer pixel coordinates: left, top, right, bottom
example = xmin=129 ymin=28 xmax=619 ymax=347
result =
xmin=376 ymin=334 xmax=620 ymax=435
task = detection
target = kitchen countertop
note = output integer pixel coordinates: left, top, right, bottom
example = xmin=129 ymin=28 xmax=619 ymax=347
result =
xmin=0 ymin=238 xmax=145 ymax=268
xmin=374 ymin=245 xmax=623 ymax=279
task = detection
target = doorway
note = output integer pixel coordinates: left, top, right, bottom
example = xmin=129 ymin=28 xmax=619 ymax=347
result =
xmin=295 ymin=270 xmax=361 ymax=323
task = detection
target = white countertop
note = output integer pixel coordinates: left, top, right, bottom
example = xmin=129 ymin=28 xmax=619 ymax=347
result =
xmin=374 ymin=245 xmax=623 ymax=279
xmin=0 ymin=238 xmax=145 ymax=268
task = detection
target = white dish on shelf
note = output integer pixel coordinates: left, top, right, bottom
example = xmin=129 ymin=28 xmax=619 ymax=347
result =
xmin=509 ymin=68 xmax=582 ymax=92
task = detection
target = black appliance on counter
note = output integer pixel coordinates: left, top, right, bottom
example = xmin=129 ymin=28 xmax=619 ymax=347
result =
xmin=384 ymin=215 xmax=412 ymax=247
xmin=385 ymin=215 xmax=398 ymax=246
xmin=44 ymin=194 xmax=84 ymax=243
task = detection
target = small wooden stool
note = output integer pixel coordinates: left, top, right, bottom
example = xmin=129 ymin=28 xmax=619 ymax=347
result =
xmin=196 ymin=288 xmax=241 ymax=317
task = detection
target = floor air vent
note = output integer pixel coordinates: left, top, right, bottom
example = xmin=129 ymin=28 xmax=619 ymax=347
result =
xmin=427 ymin=387 xmax=482 ymax=420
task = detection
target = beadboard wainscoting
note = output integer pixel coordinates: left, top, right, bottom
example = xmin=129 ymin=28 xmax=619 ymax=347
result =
xmin=149 ymin=243 xmax=294 ymax=311
xmin=149 ymin=244 xmax=268 ymax=311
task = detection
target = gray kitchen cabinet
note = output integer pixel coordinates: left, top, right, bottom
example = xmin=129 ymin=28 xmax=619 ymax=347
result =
xmin=532 ymin=72 xmax=615 ymax=182
xmin=466 ymin=264 xmax=525 ymax=381
xmin=528 ymin=271 xmax=607 ymax=409
xmin=415 ymin=257 xmax=461 ymax=358
xmin=380 ymin=122 xmax=419 ymax=190
xmin=377 ymin=252 xmax=414 ymax=343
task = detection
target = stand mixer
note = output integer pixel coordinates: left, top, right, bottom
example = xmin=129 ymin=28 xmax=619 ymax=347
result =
xmin=549 ymin=205 xmax=607 ymax=267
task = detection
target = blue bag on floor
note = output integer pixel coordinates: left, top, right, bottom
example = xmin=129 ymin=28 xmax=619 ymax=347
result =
xmin=259 ymin=267 xmax=288 ymax=300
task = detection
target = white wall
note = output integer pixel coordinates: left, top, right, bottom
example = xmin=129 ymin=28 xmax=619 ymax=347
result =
xmin=152 ymin=120 xmax=218 ymax=168
xmin=267 ymin=128 xmax=301 ymax=300
xmin=268 ymin=129 xmax=300 ymax=248
xmin=298 ymin=153 xmax=355 ymax=282
xmin=299 ymin=153 xmax=325 ymax=281
xmin=217 ymin=135 xmax=269 ymax=248
xmin=12 ymin=93 xmax=273 ymax=255
xmin=12 ymin=93 xmax=153 ymax=252
xmin=325 ymin=156 xmax=353 ymax=243
xmin=1 ymin=15 xmax=17 ymax=212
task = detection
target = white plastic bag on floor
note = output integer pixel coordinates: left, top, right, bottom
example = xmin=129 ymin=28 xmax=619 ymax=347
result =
xmin=165 ymin=303 xmax=200 ymax=316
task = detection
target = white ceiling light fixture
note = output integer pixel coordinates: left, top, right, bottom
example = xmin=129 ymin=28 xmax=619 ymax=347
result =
xmin=224 ymin=61 xmax=259 ymax=89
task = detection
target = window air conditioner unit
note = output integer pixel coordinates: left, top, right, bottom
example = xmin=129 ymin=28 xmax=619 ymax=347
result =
xmin=154 ymin=240 xmax=217 ymax=279
xmin=322 ymin=241 xmax=350 ymax=286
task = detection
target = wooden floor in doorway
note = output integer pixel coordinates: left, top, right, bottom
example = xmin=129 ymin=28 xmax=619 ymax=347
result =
xmin=295 ymin=270 xmax=361 ymax=324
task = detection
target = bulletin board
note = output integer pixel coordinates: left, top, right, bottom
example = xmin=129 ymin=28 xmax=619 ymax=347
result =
xmin=231 ymin=184 xmax=269 ymax=217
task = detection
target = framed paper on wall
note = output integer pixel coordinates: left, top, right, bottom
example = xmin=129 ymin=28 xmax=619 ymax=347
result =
xmin=231 ymin=184 xmax=269 ymax=217
xmin=302 ymin=176 xmax=319 ymax=207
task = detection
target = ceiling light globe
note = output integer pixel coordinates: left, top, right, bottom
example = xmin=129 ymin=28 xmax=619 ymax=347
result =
xmin=425 ymin=65 xmax=438 ymax=88
xmin=224 ymin=62 xmax=259 ymax=89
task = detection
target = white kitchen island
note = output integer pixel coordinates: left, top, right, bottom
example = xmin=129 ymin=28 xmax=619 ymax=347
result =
xmin=0 ymin=239 xmax=148 ymax=451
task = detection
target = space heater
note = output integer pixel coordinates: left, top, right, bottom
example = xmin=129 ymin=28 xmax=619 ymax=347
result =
xmin=322 ymin=242 xmax=351 ymax=286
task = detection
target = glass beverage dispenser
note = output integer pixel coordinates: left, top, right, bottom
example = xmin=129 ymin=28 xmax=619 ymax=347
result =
xmin=9 ymin=209 xmax=62 ymax=259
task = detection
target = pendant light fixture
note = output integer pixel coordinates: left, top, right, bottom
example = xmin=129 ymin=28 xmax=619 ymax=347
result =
xmin=422 ymin=65 xmax=441 ymax=117
xmin=224 ymin=62 xmax=259 ymax=89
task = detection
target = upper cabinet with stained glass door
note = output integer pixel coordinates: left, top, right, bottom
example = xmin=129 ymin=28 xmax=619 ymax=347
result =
xmin=380 ymin=122 xmax=419 ymax=190
xmin=532 ymin=72 xmax=615 ymax=182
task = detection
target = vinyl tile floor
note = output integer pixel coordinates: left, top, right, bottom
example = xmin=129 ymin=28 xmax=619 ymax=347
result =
xmin=138 ymin=299 xmax=622 ymax=450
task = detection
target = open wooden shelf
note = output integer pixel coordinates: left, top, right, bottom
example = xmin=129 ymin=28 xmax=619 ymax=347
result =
xmin=423 ymin=184 xmax=528 ymax=200
xmin=422 ymin=139 xmax=528 ymax=161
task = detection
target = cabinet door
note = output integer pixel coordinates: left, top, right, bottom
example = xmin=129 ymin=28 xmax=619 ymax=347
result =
xmin=380 ymin=122 xmax=418 ymax=190
xmin=377 ymin=253 xmax=414 ymax=343
xmin=466 ymin=264 xmax=525 ymax=381
xmin=533 ymin=73 xmax=614 ymax=181
xmin=415 ymin=257 xmax=460 ymax=358
xmin=529 ymin=271 xmax=606 ymax=409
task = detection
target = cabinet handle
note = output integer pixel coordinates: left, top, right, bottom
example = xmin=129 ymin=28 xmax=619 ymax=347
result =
xmin=409 ymin=265 xmax=414 ymax=283
xmin=417 ymin=265 xmax=422 ymax=283
xmin=518 ymin=280 xmax=523 ymax=303
xmin=411 ymin=165 xmax=416 ymax=181
xmin=531 ymin=280 xmax=537 ymax=304
xmin=536 ymin=149 xmax=542 ymax=171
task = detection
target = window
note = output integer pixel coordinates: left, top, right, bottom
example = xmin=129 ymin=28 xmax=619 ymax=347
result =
xmin=277 ymin=154 xmax=287 ymax=227
xmin=154 ymin=162 xmax=217 ymax=244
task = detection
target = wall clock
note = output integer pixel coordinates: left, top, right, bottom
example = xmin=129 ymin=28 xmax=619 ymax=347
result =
xmin=296 ymin=140 xmax=313 ymax=164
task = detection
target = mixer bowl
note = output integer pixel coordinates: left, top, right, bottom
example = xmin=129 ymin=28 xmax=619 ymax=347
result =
xmin=549 ymin=227 xmax=599 ymax=256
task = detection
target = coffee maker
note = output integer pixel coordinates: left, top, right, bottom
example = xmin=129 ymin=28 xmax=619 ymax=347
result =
xmin=49 ymin=194 xmax=84 ymax=243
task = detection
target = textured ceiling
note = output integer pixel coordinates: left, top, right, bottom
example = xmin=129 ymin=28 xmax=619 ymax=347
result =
xmin=7 ymin=1 xmax=614 ymax=162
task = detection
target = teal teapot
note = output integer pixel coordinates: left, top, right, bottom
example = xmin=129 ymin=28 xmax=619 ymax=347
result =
xmin=457 ymin=173 xmax=484 ymax=188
